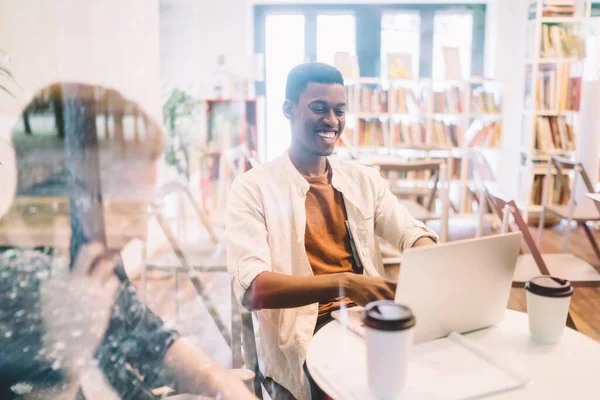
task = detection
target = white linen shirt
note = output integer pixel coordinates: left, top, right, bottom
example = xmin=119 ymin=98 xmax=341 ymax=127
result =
xmin=226 ymin=151 xmax=439 ymax=400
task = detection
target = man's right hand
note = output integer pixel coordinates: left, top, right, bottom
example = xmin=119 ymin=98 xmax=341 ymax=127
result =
xmin=344 ymin=274 xmax=397 ymax=306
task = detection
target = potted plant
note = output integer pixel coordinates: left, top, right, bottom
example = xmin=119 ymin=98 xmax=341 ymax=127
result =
xmin=162 ymin=86 xmax=203 ymax=178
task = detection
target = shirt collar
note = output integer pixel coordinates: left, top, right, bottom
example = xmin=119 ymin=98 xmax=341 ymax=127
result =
xmin=281 ymin=149 xmax=368 ymax=217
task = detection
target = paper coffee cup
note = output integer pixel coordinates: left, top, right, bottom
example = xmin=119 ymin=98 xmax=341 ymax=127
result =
xmin=362 ymin=300 xmax=415 ymax=399
xmin=525 ymin=276 xmax=574 ymax=344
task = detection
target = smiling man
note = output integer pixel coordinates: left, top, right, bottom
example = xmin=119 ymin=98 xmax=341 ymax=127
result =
xmin=227 ymin=62 xmax=438 ymax=400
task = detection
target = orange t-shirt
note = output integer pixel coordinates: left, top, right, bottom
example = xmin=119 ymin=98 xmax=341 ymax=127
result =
xmin=303 ymin=168 xmax=357 ymax=323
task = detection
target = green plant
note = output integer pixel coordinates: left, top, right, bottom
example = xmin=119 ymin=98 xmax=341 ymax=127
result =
xmin=162 ymin=86 xmax=203 ymax=177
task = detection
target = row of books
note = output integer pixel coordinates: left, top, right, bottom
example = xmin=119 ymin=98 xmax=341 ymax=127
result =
xmin=345 ymin=120 xmax=501 ymax=149
xmin=470 ymin=90 xmax=500 ymax=114
xmin=532 ymin=1 xmax=577 ymax=17
xmin=432 ymin=121 xmax=463 ymax=148
xmin=357 ymin=120 xmax=387 ymax=147
xmin=347 ymin=86 xmax=388 ymax=113
xmin=466 ymin=121 xmax=503 ymax=148
xmin=347 ymin=86 xmax=502 ymax=115
xmin=388 ymin=87 xmax=425 ymax=114
xmin=534 ymin=116 xmax=576 ymax=151
xmin=536 ymin=65 xmax=581 ymax=111
xmin=433 ymin=87 xmax=464 ymax=114
xmin=390 ymin=122 xmax=427 ymax=147
xmin=541 ymin=24 xmax=585 ymax=59
xmin=530 ymin=174 xmax=570 ymax=205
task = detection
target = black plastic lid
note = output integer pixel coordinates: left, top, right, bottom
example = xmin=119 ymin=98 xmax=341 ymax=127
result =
xmin=525 ymin=276 xmax=574 ymax=298
xmin=361 ymin=300 xmax=415 ymax=332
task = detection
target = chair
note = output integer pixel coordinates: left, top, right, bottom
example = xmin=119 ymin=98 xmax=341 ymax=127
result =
xmin=141 ymin=179 xmax=240 ymax=363
xmin=357 ymin=156 xmax=451 ymax=242
xmin=236 ymin=309 xmax=274 ymax=399
xmin=537 ymin=156 xmax=600 ymax=264
xmin=483 ymin=186 xmax=600 ymax=287
xmin=469 ymin=151 xmax=502 ymax=238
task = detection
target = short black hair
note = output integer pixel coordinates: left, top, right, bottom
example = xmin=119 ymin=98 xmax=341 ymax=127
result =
xmin=285 ymin=62 xmax=344 ymax=103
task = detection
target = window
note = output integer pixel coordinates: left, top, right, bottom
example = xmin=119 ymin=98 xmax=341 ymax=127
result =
xmin=316 ymin=14 xmax=356 ymax=67
xmin=381 ymin=12 xmax=421 ymax=78
xmin=254 ymin=4 xmax=485 ymax=158
xmin=432 ymin=12 xmax=474 ymax=79
xmin=264 ymin=14 xmax=305 ymax=160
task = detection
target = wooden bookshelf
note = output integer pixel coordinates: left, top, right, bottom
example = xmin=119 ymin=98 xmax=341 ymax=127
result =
xmin=341 ymin=77 xmax=504 ymax=214
xmin=201 ymin=98 xmax=262 ymax=212
xmin=519 ymin=0 xmax=591 ymax=222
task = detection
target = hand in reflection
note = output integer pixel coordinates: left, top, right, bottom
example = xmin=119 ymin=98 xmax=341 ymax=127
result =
xmin=40 ymin=242 xmax=121 ymax=381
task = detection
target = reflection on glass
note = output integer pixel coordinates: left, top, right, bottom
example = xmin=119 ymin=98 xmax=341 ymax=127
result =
xmin=432 ymin=12 xmax=474 ymax=80
xmin=265 ymin=14 xmax=305 ymax=161
xmin=381 ymin=13 xmax=421 ymax=79
xmin=316 ymin=14 xmax=356 ymax=67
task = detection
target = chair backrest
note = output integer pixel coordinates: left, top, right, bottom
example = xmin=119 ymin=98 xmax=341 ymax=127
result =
xmin=361 ymin=157 xmax=445 ymax=212
xmin=549 ymin=156 xmax=600 ymax=213
xmin=551 ymin=156 xmax=596 ymax=194
xmin=483 ymin=186 xmax=551 ymax=276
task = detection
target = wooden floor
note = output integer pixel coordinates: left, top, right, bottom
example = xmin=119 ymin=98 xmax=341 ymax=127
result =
xmin=132 ymin=218 xmax=600 ymax=370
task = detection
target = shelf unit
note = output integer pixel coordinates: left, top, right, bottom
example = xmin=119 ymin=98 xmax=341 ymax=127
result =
xmin=200 ymin=98 xmax=263 ymax=212
xmin=519 ymin=0 xmax=591 ymax=222
xmin=340 ymin=77 xmax=503 ymax=214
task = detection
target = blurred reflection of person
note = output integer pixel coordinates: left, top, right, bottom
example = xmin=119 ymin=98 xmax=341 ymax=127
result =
xmin=0 ymin=83 xmax=255 ymax=400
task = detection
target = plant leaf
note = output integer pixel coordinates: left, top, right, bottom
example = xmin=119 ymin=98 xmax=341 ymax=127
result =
xmin=0 ymin=84 xmax=16 ymax=99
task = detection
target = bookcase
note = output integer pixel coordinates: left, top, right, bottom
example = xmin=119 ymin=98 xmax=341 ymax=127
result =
xmin=518 ymin=0 xmax=591 ymax=222
xmin=340 ymin=77 xmax=503 ymax=214
xmin=200 ymin=98 xmax=262 ymax=212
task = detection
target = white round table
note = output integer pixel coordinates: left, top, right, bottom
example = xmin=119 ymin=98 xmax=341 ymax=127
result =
xmin=306 ymin=310 xmax=600 ymax=399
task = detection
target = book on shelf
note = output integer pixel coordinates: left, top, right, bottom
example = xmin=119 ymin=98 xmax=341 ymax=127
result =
xmin=345 ymin=85 xmax=356 ymax=114
xmin=432 ymin=120 xmax=463 ymax=148
xmin=530 ymin=174 xmax=570 ymax=205
xmin=469 ymin=154 xmax=497 ymax=183
xmin=534 ymin=116 xmax=576 ymax=151
xmin=388 ymin=87 xmax=425 ymax=114
xmin=541 ymin=3 xmax=576 ymax=17
xmin=465 ymin=120 xmax=503 ymax=148
xmin=541 ymin=24 xmax=585 ymax=59
xmin=471 ymin=90 xmax=500 ymax=113
xmin=534 ymin=64 xmax=581 ymax=111
xmin=357 ymin=86 xmax=388 ymax=113
xmin=442 ymin=47 xmax=463 ymax=80
xmin=390 ymin=121 xmax=426 ymax=147
xmin=387 ymin=53 xmax=413 ymax=79
xmin=433 ymin=87 xmax=464 ymax=113
xmin=357 ymin=119 xmax=387 ymax=147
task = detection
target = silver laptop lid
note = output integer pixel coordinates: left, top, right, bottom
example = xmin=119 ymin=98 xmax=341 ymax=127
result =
xmin=395 ymin=232 xmax=522 ymax=343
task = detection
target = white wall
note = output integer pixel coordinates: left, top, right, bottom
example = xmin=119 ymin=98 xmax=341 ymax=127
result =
xmin=0 ymin=0 xmax=162 ymax=123
xmin=160 ymin=0 xmax=250 ymax=98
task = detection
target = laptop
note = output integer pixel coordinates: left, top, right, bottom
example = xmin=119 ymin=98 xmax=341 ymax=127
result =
xmin=331 ymin=232 xmax=523 ymax=343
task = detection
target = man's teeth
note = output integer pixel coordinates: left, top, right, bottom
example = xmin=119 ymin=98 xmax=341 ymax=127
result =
xmin=317 ymin=132 xmax=336 ymax=139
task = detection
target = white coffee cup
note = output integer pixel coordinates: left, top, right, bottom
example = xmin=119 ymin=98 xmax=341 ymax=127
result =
xmin=525 ymin=275 xmax=574 ymax=344
xmin=362 ymin=300 xmax=415 ymax=399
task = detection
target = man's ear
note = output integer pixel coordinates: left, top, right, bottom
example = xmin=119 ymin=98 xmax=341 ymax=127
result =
xmin=282 ymin=100 xmax=294 ymax=120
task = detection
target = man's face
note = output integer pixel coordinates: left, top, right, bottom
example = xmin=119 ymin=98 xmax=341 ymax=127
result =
xmin=285 ymin=82 xmax=346 ymax=157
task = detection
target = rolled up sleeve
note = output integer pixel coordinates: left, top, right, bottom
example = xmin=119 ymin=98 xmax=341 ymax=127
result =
xmin=372 ymin=171 xmax=439 ymax=250
xmin=226 ymin=178 xmax=272 ymax=311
